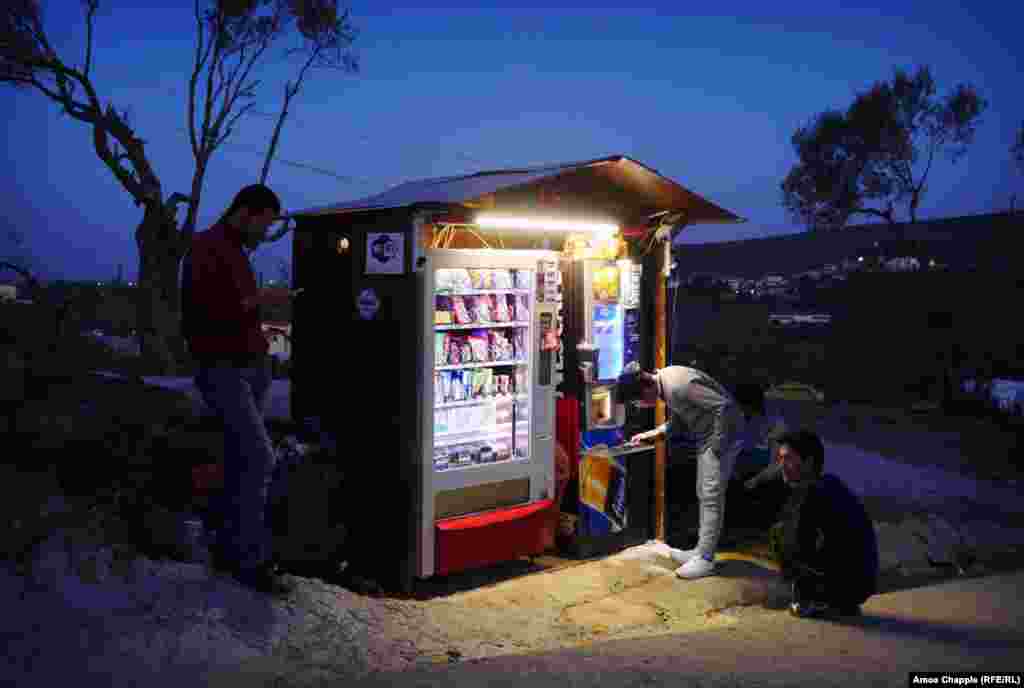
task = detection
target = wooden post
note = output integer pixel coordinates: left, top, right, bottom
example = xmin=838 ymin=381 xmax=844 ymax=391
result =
xmin=653 ymin=235 xmax=670 ymax=542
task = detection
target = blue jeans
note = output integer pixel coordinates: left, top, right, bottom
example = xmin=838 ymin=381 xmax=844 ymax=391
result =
xmin=194 ymin=359 xmax=276 ymax=572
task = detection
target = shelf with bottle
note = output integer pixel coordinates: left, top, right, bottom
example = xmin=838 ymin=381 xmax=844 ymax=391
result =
xmin=436 ymin=360 xmax=527 ymax=371
xmin=435 ymin=322 xmax=529 ymax=331
xmin=435 ymin=268 xmax=534 ymax=295
xmin=434 ymin=287 xmax=532 ymax=329
xmin=433 ymin=441 xmax=528 ymax=471
xmin=435 ymin=288 xmax=532 ymax=297
xmin=436 ymin=393 xmax=528 ymax=410
xmin=435 ymin=455 xmax=529 ymax=472
xmin=436 ymin=422 xmax=514 ymax=440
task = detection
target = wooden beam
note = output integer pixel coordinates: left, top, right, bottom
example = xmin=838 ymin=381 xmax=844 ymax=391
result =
xmin=653 ymin=236 xmax=670 ymax=542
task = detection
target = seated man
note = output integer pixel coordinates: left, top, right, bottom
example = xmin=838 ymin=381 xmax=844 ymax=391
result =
xmin=773 ymin=429 xmax=879 ymax=618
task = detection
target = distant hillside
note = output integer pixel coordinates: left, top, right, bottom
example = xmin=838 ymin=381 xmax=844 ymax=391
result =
xmin=667 ymin=218 xmax=1024 ymax=406
xmin=673 ymin=212 xmax=1024 ymax=279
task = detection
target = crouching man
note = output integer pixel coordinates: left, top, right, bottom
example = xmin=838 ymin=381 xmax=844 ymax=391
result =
xmin=773 ymin=429 xmax=879 ymax=618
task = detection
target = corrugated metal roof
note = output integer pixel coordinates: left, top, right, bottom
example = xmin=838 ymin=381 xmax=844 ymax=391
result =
xmin=290 ymin=158 xmax=605 ymax=217
xmin=289 ymin=155 xmax=744 ymax=225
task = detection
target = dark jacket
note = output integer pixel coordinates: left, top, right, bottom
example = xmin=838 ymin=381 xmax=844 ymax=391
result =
xmin=182 ymin=222 xmax=268 ymax=359
xmin=780 ymin=473 xmax=879 ymax=599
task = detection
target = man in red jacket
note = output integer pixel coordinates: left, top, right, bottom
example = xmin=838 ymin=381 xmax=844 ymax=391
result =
xmin=181 ymin=184 xmax=295 ymax=595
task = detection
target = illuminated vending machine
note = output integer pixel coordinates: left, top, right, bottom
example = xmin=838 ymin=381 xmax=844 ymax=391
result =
xmin=415 ymin=248 xmax=562 ymax=578
xmin=560 ymin=256 xmax=651 ymax=556
xmin=562 ymin=257 xmax=643 ymax=440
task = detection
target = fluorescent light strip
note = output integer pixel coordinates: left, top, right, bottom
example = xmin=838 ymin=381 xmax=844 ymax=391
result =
xmin=475 ymin=215 xmax=619 ymax=235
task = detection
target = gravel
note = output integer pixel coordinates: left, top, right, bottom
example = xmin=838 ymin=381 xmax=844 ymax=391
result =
xmin=15 ymin=374 xmax=1005 ymax=686
xmin=2 ymin=532 xmax=429 ymax=688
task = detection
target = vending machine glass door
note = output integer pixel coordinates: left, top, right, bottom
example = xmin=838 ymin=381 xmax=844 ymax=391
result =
xmin=592 ymin=303 xmax=624 ymax=382
xmin=431 ymin=265 xmax=534 ymax=471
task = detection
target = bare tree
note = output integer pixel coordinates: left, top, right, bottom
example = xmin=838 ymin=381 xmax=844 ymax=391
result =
xmin=1 ymin=0 xmax=358 ymax=374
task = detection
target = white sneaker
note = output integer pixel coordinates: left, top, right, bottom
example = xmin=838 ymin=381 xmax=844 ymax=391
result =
xmin=676 ymin=555 xmax=716 ymax=579
xmin=668 ymin=548 xmax=700 ymax=565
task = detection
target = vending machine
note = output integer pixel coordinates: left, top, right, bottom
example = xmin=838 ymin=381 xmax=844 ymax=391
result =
xmin=558 ymin=256 xmax=654 ymax=557
xmin=561 ymin=257 xmax=643 ymax=441
xmin=415 ymin=248 xmax=562 ymax=578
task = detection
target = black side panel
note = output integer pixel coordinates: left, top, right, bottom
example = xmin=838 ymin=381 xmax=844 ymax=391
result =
xmin=291 ymin=211 xmax=420 ymax=593
xmin=335 ymin=317 xmax=414 ymax=592
xmin=291 ymin=227 xmax=355 ymax=424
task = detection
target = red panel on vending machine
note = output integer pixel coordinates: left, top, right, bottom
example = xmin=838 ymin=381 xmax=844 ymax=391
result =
xmin=556 ymin=394 xmax=580 ymax=480
xmin=435 ymin=499 xmax=554 ymax=576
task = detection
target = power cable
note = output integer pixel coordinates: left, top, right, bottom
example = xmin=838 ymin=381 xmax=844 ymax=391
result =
xmin=172 ymin=127 xmax=377 ymax=185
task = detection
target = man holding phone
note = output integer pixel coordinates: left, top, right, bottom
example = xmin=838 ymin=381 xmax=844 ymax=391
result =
xmin=617 ymin=362 xmax=746 ymax=579
xmin=181 ymin=184 xmax=301 ymax=595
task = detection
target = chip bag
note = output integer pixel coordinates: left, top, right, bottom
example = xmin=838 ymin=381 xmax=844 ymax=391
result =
xmin=471 ymin=294 xmax=493 ymax=322
xmin=494 ymin=295 xmax=511 ymax=322
xmin=469 ymin=332 xmax=490 ymax=362
xmin=452 ymin=296 xmax=473 ymax=325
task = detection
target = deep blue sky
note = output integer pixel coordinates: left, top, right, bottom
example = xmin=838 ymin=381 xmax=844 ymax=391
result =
xmin=2 ymin=1 xmax=1022 ymax=281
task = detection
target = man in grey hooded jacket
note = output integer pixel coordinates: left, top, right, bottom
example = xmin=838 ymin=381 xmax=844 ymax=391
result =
xmin=618 ymin=362 xmax=747 ymax=579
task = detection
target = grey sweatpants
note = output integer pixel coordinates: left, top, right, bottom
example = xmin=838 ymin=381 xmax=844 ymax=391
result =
xmin=695 ymin=426 xmax=745 ymax=558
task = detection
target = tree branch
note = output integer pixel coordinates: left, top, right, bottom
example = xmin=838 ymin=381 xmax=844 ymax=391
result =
xmin=212 ymin=42 xmax=235 ymax=109
xmin=82 ymin=0 xmax=98 ymax=79
xmin=291 ymin=46 xmax=318 ymax=96
xmin=200 ymin=11 xmax=223 ymax=156
xmin=259 ymin=47 xmax=316 ymax=183
xmin=187 ymin=0 xmax=210 ymax=159
xmin=163 ymin=192 xmax=190 ymax=216
xmin=215 ymin=100 xmax=257 ymax=148
xmin=12 ymin=72 xmax=87 ymax=113
xmin=918 ymin=139 xmax=938 ymax=194
xmin=209 ymin=40 xmax=271 ymax=151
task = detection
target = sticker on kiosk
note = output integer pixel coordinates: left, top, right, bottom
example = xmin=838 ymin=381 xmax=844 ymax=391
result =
xmin=365 ymin=232 xmax=404 ymax=275
xmin=356 ymin=288 xmax=381 ymax=320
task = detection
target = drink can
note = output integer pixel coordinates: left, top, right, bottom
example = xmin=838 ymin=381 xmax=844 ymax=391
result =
xmin=180 ymin=517 xmax=208 ymax=563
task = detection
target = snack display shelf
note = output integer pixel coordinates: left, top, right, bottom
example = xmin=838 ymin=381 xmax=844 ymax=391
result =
xmin=436 ymin=456 xmax=529 ymax=472
xmin=436 ymin=422 xmax=514 ymax=440
xmin=435 ymin=289 xmax=531 ymax=296
xmin=435 ymin=322 xmax=529 ymax=331
xmin=435 ymin=394 xmax=527 ymax=410
xmin=436 ymin=360 xmax=527 ymax=371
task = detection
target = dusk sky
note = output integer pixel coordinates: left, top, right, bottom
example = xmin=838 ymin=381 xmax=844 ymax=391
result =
xmin=2 ymin=1 xmax=1022 ymax=282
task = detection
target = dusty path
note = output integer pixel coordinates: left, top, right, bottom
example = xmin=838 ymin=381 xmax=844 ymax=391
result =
xmin=343 ymin=571 xmax=1024 ymax=688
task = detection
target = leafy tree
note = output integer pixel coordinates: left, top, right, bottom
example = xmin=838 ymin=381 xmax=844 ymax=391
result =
xmin=1 ymin=0 xmax=358 ymax=374
xmin=782 ymin=66 xmax=986 ymax=230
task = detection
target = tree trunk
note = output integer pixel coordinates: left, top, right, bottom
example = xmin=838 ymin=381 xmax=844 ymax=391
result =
xmin=135 ymin=203 xmax=187 ymax=377
xmin=909 ymin=190 xmax=921 ymax=224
